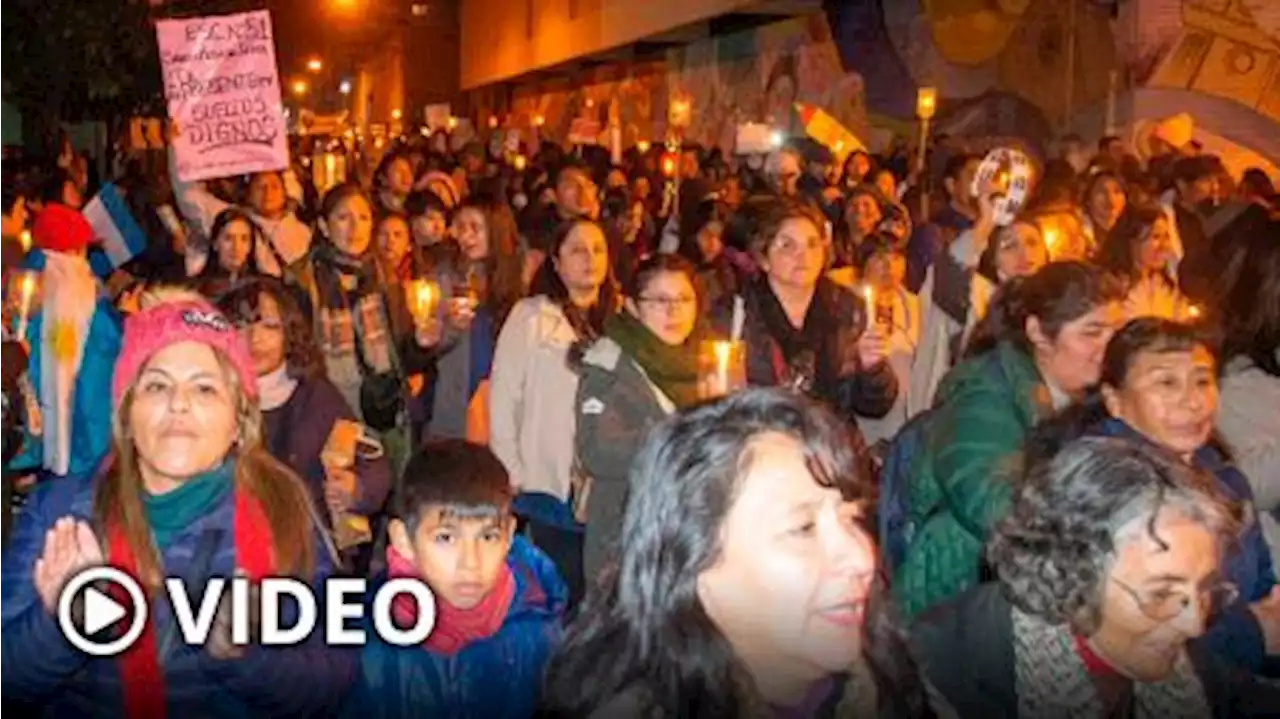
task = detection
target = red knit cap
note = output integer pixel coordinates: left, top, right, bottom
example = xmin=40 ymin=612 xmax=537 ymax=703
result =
xmin=112 ymin=299 xmax=259 ymax=404
xmin=32 ymin=204 xmax=94 ymax=255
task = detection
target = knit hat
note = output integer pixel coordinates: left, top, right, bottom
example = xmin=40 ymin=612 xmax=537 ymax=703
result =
xmin=112 ymin=298 xmax=258 ymax=404
xmin=32 ymin=204 xmax=94 ymax=255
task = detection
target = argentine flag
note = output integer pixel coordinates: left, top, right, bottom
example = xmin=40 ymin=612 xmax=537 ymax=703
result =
xmin=82 ymin=183 xmax=147 ymax=269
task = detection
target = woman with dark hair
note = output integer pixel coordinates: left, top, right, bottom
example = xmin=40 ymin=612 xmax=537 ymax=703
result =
xmin=373 ymin=152 xmax=416 ymax=215
xmin=491 ymin=218 xmax=618 ymax=606
xmin=542 ymin=388 xmax=943 ymax=718
xmin=574 ymin=254 xmax=703 ymax=577
xmin=1096 ymin=205 xmax=1191 ymax=321
xmin=411 ymin=193 xmax=524 ymax=444
xmin=1215 ymin=217 xmax=1280 ymax=571
xmin=714 ymin=199 xmax=896 ymax=423
xmin=218 ymin=278 xmax=392 ymax=569
xmin=677 ymin=197 xmax=742 ymax=312
xmin=1081 ymin=170 xmax=1128 ymax=254
xmin=1027 ymin=318 xmax=1280 ymax=674
xmin=896 ymin=262 xmax=1126 ymax=617
xmin=914 ymin=437 xmax=1280 ymax=717
xmin=839 ymin=150 xmax=874 ymax=192
xmin=196 ymin=208 xmax=269 ymax=299
xmin=373 ymin=211 xmax=414 ymax=285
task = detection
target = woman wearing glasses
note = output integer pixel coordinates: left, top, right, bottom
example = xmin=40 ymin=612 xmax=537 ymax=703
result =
xmin=913 ymin=437 xmax=1280 ymax=717
xmin=574 ymin=254 xmax=703 ymax=577
xmin=1027 ymin=318 xmax=1280 ymax=675
xmin=712 ymin=199 xmax=897 ymax=422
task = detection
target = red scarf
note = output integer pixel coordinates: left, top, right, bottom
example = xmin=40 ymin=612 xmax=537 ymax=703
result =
xmin=385 ymin=545 xmax=515 ymax=655
xmin=106 ymin=488 xmax=276 ymax=719
xmin=1074 ymin=634 xmax=1124 ymax=678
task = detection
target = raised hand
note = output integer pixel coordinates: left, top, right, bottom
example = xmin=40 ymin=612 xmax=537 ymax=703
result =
xmin=34 ymin=518 xmax=105 ymax=614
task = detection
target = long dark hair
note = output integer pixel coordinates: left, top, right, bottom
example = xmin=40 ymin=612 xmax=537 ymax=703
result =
xmin=1094 ymin=204 xmax=1168 ymax=284
xmin=1024 ymin=318 xmax=1215 ymax=466
xmin=530 ymin=218 xmax=620 ymax=343
xmin=676 ymin=198 xmax=730 ymax=266
xmin=454 ymin=192 xmax=525 ymax=329
xmin=199 ymin=207 xmax=266 ymax=279
xmin=540 ymin=389 xmax=935 ymax=718
xmin=966 ymin=261 xmax=1125 ymax=358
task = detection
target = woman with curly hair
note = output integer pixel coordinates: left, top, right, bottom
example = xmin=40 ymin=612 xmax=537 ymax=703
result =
xmin=218 ymin=278 xmax=392 ymax=572
xmin=913 ymin=436 xmax=1280 ymax=717
xmin=542 ymin=388 xmax=943 ymax=718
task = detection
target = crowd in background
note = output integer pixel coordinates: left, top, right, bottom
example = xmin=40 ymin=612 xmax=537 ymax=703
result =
xmin=2 ymin=115 xmax=1280 ymax=717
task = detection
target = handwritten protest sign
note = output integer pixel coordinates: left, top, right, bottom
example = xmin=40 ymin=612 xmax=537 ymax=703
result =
xmin=157 ymin=10 xmax=288 ymax=182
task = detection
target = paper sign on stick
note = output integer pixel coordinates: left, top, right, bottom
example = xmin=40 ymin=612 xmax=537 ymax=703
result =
xmin=156 ymin=10 xmax=289 ymax=182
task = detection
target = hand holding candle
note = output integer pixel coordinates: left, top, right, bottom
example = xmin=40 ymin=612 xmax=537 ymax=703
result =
xmin=407 ymin=278 xmax=442 ymax=346
xmin=698 ymin=339 xmax=746 ymax=399
xmin=12 ymin=270 xmax=39 ymax=341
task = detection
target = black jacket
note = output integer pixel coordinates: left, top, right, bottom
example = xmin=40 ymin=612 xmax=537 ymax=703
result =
xmin=911 ymin=583 xmax=1280 ymax=718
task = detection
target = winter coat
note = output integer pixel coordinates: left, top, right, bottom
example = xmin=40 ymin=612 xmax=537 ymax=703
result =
xmin=1216 ymin=355 xmax=1280 ymax=572
xmin=1 ymin=470 xmax=357 ymax=718
xmin=10 ymin=298 xmax=121 ymax=478
xmin=1094 ymin=418 xmax=1278 ymax=674
xmin=905 ymin=205 xmax=973 ymax=294
xmin=911 ymin=583 xmax=1280 ymax=718
xmin=262 ymin=374 xmax=394 ymax=522
xmin=575 ymin=337 xmax=675 ymax=577
xmin=710 ymin=277 xmax=898 ymax=425
xmin=340 ymin=536 xmax=567 ymax=719
xmin=490 ymin=296 xmax=584 ymax=527
xmin=895 ymin=341 xmax=1053 ymax=618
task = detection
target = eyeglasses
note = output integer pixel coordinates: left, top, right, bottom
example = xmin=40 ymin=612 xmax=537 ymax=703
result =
xmin=637 ymin=295 xmax=696 ymax=312
xmin=1110 ymin=576 xmax=1239 ymax=622
xmin=770 ymin=235 xmax=824 ymax=256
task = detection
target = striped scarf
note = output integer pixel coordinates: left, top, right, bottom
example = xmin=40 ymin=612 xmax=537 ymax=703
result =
xmin=312 ymin=247 xmax=394 ymax=375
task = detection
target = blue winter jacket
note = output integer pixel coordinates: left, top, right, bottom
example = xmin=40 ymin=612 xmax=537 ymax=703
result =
xmin=1098 ymin=418 xmax=1278 ymax=673
xmin=1 ymin=469 xmax=360 ymax=717
xmin=9 ymin=297 xmax=121 ymax=478
xmin=340 ymin=535 xmax=568 ymax=719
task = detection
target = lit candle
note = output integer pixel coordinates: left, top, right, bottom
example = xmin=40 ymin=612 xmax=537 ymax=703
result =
xmin=1043 ymin=228 xmax=1060 ymax=252
xmin=513 ymin=154 xmax=528 ymax=172
xmin=713 ymin=340 xmax=732 ymax=395
xmin=446 ymin=116 xmax=458 ymax=132
xmin=864 ymin=284 xmax=875 ymax=316
xmin=407 ymin=278 xmax=439 ymax=322
xmin=19 ymin=230 xmax=32 ymax=253
xmin=1187 ymin=305 xmax=1202 ymax=320
xmin=637 ymin=140 xmax=651 ymax=153
xmin=14 ymin=271 xmax=37 ymax=340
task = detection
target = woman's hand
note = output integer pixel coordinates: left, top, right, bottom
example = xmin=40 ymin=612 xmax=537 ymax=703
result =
xmin=207 ymin=574 xmax=259 ymax=661
xmin=34 ymin=518 xmax=104 ymax=614
xmin=445 ymin=298 xmax=477 ymax=333
xmin=855 ymin=325 xmax=889 ymax=370
xmin=414 ymin=315 xmax=443 ymax=348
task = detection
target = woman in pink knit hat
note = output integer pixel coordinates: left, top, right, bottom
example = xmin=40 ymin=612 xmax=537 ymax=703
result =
xmin=1 ymin=289 xmax=357 ymax=718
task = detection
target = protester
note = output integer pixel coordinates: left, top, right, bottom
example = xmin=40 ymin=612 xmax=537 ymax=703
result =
xmin=1081 ymin=169 xmax=1128 ymax=254
xmin=490 ymin=218 xmax=617 ymax=606
xmin=1 ymin=291 xmax=355 ymax=716
xmin=340 ymin=439 xmax=566 ymax=718
xmin=218 ymin=278 xmax=393 ymax=570
xmin=1169 ymin=156 xmax=1219 ymax=302
xmin=714 ymin=199 xmax=897 ymax=426
xmin=373 ymin=211 xmax=414 ymax=285
xmin=904 ymin=153 xmax=979 ymax=292
xmin=896 ymin=262 xmax=1125 ymax=617
xmin=913 ymin=437 xmax=1280 ymax=717
xmin=405 ymin=190 xmax=451 ymax=255
xmin=373 ymin=152 xmax=415 ymax=215
xmin=854 ymin=236 xmax=920 ymax=447
xmin=1097 ymin=205 xmax=1192 ymax=321
xmin=836 ymin=185 xmax=887 ymax=269
xmin=574 ymin=254 xmax=702 ymax=577
xmin=195 ymin=207 xmax=270 ymax=299
xmin=542 ymin=389 xmax=942 ymax=717
xmin=676 ymin=198 xmax=741 ymax=312
xmin=9 ymin=205 xmax=121 ymax=478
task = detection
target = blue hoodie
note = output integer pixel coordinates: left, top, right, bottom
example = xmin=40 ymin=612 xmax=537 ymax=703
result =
xmin=1098 ymin=418 xmax=1278 ymax=674
xmin=341 ymin=535 xmax=567 ymax=719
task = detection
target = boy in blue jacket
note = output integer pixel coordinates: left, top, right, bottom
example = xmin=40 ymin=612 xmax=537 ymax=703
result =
xmin=343 ymin=439 xmax=568 ymax=719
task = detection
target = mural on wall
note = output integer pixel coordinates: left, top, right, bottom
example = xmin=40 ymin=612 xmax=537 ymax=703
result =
xmin=486 ymin=0 xmax=1278 ymax=176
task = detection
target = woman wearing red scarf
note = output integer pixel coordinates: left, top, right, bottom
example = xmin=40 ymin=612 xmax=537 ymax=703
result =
xmin=1 ymin=289 xmax=356 ymax=718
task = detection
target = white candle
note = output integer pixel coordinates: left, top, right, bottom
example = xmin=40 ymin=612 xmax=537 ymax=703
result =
xmin=713 ymin=340 xmax=732 ymax=395
xmin=15 ymin=271 xmax=36 ymax=340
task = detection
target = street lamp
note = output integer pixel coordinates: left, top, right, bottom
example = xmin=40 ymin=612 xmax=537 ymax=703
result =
xmin=292 ymin=79 xmax=309 ymax=97
xmin=339 ymin=80 xmax=352 ymax=95
xmin=391 ymin=108 xmax=403 ymax=121
xmin=307 ymin=58 xmax=323 ymax=73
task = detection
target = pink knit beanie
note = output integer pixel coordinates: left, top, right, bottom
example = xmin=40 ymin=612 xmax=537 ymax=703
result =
xmin=112 ymin=299 xmax=258 ymax=404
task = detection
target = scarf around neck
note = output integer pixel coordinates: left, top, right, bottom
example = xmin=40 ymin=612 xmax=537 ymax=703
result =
xmin=314 ymin=243 xmax=375 ymax=312
xmin=1011 ymin=605 xmax=1211 ymax=719
xmin=386 ymin=545 xmax=516 ymax=656
xmin=257 ymin=364 xmax=299 ymax=412
xmin=751 ymin=277 xmax=839 ymax=394
xmin=603 ymin=311 xmax=700 ymax=409
xmin=141 ymin=460 xmax=234 ymax=550
xmin=108 ymin=464 xmax=277 ymax=719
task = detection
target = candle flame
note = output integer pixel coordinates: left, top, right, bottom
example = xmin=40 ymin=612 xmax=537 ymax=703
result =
xmin=713 ymin=340 xmax=732 ymax=369
xmin=19 ymin=230 xmax=32 ymax=253
xmin=1188 ymin=305 xmax=1202 ymax=319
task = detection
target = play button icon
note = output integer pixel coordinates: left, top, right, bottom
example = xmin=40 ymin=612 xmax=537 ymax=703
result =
xmin=57 ymin=566 xmax=148 ymax=657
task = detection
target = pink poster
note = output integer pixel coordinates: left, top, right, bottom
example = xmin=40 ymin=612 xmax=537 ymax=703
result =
xmin=156 ymin=10 xmax=288 ymax=182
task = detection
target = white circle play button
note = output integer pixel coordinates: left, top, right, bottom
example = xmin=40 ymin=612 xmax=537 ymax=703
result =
xmin=57 ymin=567 xmax=148 ymax=657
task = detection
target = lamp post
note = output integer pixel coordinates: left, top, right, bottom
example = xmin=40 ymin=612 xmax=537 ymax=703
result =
xmin=307 ymin=57 xmax=323 ymax=73
xmin=915 ymin=86 xmax=937 ymax=220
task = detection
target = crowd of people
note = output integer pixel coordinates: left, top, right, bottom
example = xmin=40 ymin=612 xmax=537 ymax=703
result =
xmin=1 ymin=115 xmax=1279 ymax=717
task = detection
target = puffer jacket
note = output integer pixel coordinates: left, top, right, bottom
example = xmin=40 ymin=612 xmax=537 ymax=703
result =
xmin=339 ymin=536 xmax=567 ymax=719
xmin=1 ymin=469 xmax=357 ymax=717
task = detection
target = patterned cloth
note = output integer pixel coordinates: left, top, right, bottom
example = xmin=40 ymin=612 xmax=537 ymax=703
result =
xmin=1011 ymin=607 xmax=1212 ymax=719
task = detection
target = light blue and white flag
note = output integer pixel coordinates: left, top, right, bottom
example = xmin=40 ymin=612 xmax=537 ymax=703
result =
xmin=82 ymin=183 xmax=147 ymax=268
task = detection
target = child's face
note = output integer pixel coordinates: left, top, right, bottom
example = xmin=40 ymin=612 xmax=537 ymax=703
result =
xmin=392 ymin=508 xmax=515 ymax=610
